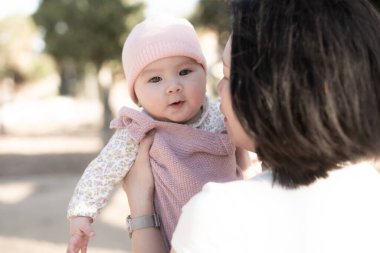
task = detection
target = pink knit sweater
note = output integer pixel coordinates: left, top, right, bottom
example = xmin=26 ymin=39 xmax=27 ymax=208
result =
xmin=111 ymin=107 xmax=242 ymax=248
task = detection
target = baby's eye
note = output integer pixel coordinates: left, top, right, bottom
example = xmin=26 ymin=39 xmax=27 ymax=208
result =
xmin=179 ymin=69 xmax=192 ymax=76
xmin=148 ymin=76 xmax=162 ymax=83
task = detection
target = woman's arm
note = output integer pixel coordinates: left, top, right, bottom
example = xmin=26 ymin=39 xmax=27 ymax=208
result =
xmin=122 ymin=131 xmax=168 ymax=253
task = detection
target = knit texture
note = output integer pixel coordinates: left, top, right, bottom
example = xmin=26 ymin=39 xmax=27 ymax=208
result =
xmin=67 ymin=97 xmax=229 ymax=219
xmin=122 ymin=16 xmax=207 ymax=104
xmin=111 ymin=107 xmax=242 ymax=248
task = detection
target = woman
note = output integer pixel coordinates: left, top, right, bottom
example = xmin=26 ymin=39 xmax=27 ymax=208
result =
xmin=124 ymin=0 xmax=380 ymax=252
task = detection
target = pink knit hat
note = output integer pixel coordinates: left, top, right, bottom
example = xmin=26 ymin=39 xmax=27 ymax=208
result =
xmin=122 ymin=16 xmax=207 ymax=104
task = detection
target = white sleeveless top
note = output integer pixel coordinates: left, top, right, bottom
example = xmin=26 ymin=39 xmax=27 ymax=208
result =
xmin=172 ymin=162 xmax=380 ymax=253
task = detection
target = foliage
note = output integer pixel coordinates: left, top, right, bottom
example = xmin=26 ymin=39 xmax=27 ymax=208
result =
xmin=0 ymin=15 xmax=55 ymax=84
xmin=33 ymin=0 xmax=145 ymax=73
xmin=189 ymin=0 xmax=231 ymax=49
xmin=190 ymin=0 xmax=380 ymax=51
xmin=33 ymin=0 xmax=145 ymax=131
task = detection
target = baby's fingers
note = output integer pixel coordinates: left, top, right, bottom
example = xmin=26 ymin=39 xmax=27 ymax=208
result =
xmin=80 ymin=236 xmax=90 ymax=253
xmin=81 ymin=222 xmax=95 ymax=238
xmin=67 ymin=234 xmax=86 ymax=253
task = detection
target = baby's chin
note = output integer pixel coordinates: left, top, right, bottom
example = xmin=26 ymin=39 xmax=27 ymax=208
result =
xmin=155 ymin=116 xmax=191 ymax=124
xmin=154 ymin=109 xmax=202 ymax=124
xmin=167 ymin=116 xmax=193 ymax=124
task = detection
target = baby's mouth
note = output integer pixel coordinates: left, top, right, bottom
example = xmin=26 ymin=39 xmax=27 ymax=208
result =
xmin=170 ymin=101 xmax=184 ymax=106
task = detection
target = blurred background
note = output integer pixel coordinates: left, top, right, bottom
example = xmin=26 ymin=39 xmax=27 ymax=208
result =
xmin=0 ymin=0 xmax=232 ymax=252
xmin=0 ymin=0 xmax=379 ymax=252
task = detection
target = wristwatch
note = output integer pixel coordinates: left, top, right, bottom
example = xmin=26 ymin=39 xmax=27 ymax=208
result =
xmin=126 ymin=213 xmax=161 ymax=238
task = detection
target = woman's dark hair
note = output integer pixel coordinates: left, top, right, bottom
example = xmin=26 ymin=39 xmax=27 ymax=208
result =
xmin=230 ymin=0 xmax=380 ymax=187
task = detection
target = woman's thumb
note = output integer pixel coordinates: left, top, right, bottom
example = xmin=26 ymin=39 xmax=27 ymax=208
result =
xmin=140 ymin=130 xmax=155 ymax=151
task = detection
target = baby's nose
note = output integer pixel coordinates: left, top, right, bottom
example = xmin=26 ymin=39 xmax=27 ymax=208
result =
xmin=167 ymin=82 xmax=182 ymax=94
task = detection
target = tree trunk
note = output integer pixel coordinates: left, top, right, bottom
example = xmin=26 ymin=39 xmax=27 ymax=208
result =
xmin=59 ymin=59 xmax=77 ymax=96
xmin=97 ymin=66 xmax=114 ymax=142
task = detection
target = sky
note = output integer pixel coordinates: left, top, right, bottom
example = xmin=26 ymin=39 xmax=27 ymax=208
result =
xmin=0 ymin=0 xmax=40 ymax=19
xmin=0 ymin=0 xmax=199 ymax=19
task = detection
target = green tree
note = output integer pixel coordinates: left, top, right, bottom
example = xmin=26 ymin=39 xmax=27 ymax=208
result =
xmin=191 ymin=0 xmax=380 ymax=49
xmin=0 ymin=15 xmax=54 ymax=84
xmin=33 ymin=0 xmax=144 ymax=131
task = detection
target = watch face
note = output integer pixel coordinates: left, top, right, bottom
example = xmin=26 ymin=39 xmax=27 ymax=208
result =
xmin=126 ymin=215 xmax=133 ymax=238
xmin=153 ymin=213 xmax=161 ymax=227
xmin=126 ymin=215 xmax=133 ymax=231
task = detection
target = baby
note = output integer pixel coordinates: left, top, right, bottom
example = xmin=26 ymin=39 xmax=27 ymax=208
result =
xmin=66 ymin=16 xmax=246 ymax=252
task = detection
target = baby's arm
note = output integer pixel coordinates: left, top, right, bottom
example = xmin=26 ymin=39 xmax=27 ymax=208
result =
xmin=66 ymin=129 xmax=138 ymax=252
xmin=67 ymin=128 xmax=138 ymax=222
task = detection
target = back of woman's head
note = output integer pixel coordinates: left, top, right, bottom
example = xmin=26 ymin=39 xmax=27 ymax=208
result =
xmin=230 ymin=0 xmax=380 ymax=187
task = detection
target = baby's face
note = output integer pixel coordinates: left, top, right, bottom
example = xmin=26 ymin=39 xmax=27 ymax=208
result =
xmin=134 ymin=56 xmax=206 ymax=123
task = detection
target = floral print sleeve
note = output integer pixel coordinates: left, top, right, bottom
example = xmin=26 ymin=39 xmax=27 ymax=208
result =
xmin=67 ymin=128 xmax=138 ymax=219
xmin=190 ymin=97 xmax=225 ymax=133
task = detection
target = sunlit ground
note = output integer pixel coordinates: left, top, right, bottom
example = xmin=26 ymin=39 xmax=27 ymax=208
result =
xmin=0 ymin=161 xmax=132 ymax=253
xmin=0 ymin=236 xmax=127 ymax=253
xmin=0 ymin=95 xmax=134 ymax=252
xmin=0 ymin=135 xmax=103 ymax=155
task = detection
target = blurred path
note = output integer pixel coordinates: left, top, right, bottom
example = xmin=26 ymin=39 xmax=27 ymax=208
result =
xmin=1 ymin=133 xmax=379 ymax=253
xmin=0 ymin=133 xmax=132 ymax=253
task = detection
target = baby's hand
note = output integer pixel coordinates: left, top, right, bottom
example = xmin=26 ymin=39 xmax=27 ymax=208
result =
xmin=67 ymin=216 xmax=95 ymax=253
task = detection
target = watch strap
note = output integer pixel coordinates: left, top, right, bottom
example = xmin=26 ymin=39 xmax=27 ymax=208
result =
xmin=127 ymin=213 xmax=160 ymax=238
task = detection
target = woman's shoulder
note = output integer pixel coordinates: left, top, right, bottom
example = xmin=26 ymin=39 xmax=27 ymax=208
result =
xmin=172 ymin=171 xmax=276 ymax=252
xmin=182 ymin=170 xmax=275 ymax=215
xmin=172 ymin=165 xmax=380 ymax=253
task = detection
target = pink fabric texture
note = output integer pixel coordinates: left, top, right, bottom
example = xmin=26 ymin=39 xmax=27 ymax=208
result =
xmin=110 ymin=107 xmax=242 ymax=248
xmin=122 ymin=16 xmax=207 ymax=104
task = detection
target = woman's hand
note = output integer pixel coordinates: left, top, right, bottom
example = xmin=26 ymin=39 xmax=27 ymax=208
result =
xmin=123 ymin=130 xmax=156 ymax=216
xmin=122 ymin=131 xmax=167 ymax=253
